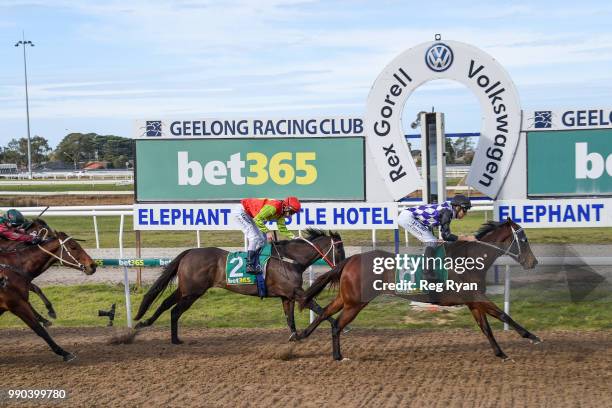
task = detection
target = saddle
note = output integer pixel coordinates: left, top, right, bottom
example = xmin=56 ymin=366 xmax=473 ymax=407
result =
xmin=225 ymin=244 xmax=273 ymax=285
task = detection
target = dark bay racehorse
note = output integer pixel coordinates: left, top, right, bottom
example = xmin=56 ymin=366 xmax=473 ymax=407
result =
xmin=0 ymin=233 xmax=96 ymax=361
xmin=298 ymin=219 xmax=541 ymax=361
xmin=135 ymin=229 xmax=345 ymax=344
xmin=0 ymin=218 xmax=59 ymax=324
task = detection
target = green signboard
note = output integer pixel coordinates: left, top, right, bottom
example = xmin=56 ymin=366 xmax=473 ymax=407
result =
xmin=527 ymin=129 xmax=612 ymax=197
xmin=136 ymin=137 xmax=365 ymax=201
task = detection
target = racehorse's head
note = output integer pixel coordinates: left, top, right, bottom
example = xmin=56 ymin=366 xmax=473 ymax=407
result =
xmin=303 ymin=229 xmax=345 ymax=266
xmin=507 ymin=219 xmax=538 ymax=269
xmin=48 ymin=231 xmax=97 ymax=275
xmin=476 ymin=219 xmax=538 ymax=269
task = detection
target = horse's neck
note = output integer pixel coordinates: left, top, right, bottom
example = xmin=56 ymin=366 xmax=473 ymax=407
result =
xmin=24 ymin=240 xmax=60 ymax=279
xmin=284 ymin=238 xmax=328 ymax=268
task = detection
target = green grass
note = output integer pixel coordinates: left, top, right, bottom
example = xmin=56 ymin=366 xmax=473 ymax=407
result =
xmin=40 ymin=212 xmax=612 ymax=249
xmin=1 ymin=284 xmax=610 ymax=330
xmin=0 ymin=184 xmax=133 ymax=192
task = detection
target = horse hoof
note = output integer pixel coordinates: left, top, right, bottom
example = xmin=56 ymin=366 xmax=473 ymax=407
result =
xmin=342 ymin=326 xmax=351 ymax=334
xmin=288 ymin=332 xmax=300 ymax=342
xmin=501 ymin=356 xmax=514 ymax=363
xmin=172 ymin=339 xmax=183 ymax=345
xmin=48 ymin=311 xmax=57 ymax=319
xmin=341 ymin=357 xmax=351 ymax=362
xmin=63 ymin=353 xmax=77 ymax=362
xmin=134 ymin=322 xmax=146 ymax=330
xmin=530 ymin=337 xmax=542 ymax=345
xmin=42 ymin=320 xmax=52 ymax=328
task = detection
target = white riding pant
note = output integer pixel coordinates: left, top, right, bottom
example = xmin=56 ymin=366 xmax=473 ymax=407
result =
xmin=398 ymin=209 xmax=438 ymax=247
xmin=232 ymin=206 xmax=266 ymax=251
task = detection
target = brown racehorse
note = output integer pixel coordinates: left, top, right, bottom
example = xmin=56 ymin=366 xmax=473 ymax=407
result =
xmin=298 ymin=219 xmax=542 ymax=361
xmin=0 ymin=233 xmax=96 ymax=361
xmin=0 ymin=218 xmax=59 ymax=325
xmin=135 ymin=229 xmax=345 ymax=344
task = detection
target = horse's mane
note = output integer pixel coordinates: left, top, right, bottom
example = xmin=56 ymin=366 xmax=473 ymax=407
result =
xmin=274 ymin=228 xmax=341 ymax=246
xmin=475 ymin=219 xmax=510 ymax=240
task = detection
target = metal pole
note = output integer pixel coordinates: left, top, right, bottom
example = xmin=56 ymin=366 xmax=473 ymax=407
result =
xmin=309 ymin=266 xmax=314 ymax=323
xmin=404 ymin=228 xmax=409 ymax=248
xmin=503 ymin=265 xmax=510 ymax=331
xmin=16 ymin=32 xmax=33 ymax=180
xmin=371 ymin=229 xmax=376 ymax=249
xmin=93 ymin=214 xmax=100 ymax=249
xmin=196 ymin=230 xmax=201 ymax=248
xmin=119 ymin=214 xmax=133 ymax=328
xmin=135 ymin=230 xmax=142 ymax=287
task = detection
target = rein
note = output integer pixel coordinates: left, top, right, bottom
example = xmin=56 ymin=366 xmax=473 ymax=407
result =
xmin=37 ymin=236 xmax=85 ymax=270
xmin=473 ymin=226 xmax=523 ymax=262
xmin=297 ymin=236 xmax=342 ymax=267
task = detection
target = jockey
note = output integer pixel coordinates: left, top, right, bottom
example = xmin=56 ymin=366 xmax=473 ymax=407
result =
xmin=0 ymin=209 xmax=41 ymax=244
xmin=398 ymin=194 xmax=476 ymax=280
xmin=232 ymin=197 xmax=301 ymax=274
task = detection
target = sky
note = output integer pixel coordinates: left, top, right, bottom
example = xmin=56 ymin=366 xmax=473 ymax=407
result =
xmin=1 ymin=0 xmax=611 ymax=148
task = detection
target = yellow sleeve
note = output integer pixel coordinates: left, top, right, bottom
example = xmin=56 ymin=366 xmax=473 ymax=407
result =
xmin=253 ymin=204 xmax=277 ymax=233
xmin=276 ymin=217 xmax=295 ymax=239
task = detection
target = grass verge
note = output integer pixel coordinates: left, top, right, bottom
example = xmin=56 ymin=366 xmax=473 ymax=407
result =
xmin=1 ymin=284 xmax=610 ymax=331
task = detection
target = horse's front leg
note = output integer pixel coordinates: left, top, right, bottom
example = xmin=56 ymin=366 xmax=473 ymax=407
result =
xmin=30 ymin=283 xmax=57 ymax=319
xmin=281 ymin=297 xmax=299 ymax=341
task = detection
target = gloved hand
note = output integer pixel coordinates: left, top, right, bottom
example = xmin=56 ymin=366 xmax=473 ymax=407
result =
xmin=31 ymin=236 xmax=42 ymax=245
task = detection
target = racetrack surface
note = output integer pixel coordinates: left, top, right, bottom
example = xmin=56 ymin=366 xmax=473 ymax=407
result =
xmin=1 ymin=328 xmax=610 ymax=407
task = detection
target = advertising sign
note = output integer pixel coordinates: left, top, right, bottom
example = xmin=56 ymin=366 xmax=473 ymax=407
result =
xmin=133 ymin=202 xmax=398 ymax=230
xmin=135 ymin=137 xmax=365 ymax=202
xmin=523 ymin=108 xmax=612 ymax=131
xmin=134 ymin=117 xmax=363 ymax=138
xmin=494 ymin=199 xmax=612 ymax=227
xmin=365 ymin=40 xmax=522 ymax=200
xmin=528 ymin=129 xmax=612 ymax=197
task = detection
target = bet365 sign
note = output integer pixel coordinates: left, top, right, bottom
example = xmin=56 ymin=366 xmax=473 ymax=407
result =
xmin=135 ymin=138 xmax=365 ymax=201
xmin=527 ymin=129 xmax=612 ymax=197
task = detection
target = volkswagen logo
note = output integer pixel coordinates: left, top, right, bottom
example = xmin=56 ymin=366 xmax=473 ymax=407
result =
xmin=425 ymin=43 xmax=454 ymax=72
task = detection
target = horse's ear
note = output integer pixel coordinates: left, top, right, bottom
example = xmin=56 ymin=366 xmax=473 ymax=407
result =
xmin=506 ymin=217 xmax=513 ymax=224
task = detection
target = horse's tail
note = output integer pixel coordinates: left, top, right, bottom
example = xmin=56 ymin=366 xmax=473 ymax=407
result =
xmin=134 ymin=249 xmax=190 ymax=320
xmin=299 ymin=257 xmax=350 ymax=310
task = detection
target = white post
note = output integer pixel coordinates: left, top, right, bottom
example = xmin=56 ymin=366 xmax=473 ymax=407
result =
xmin=504 ymin=265 xmax=510 ymax=331
xmin=93 ymin=213 xmax=100 ymax=249
xmin=196 ymin=230 xmax=201 ymax=248
xmin=371 ymin=229 xmax=376 ymax=249
xmin=309 ymin=266 xmax=315 ymax=323
xmin=404 ymin=228 xmax=409 ymax=248
xmin=243 ymin=233 xmax=247 ymax=251
xmin=119 ymin=214 xmax=133 ymax=328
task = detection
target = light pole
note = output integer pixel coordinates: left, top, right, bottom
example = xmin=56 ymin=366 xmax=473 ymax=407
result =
xmin=15 ymin=32 xmax=34 ymax=180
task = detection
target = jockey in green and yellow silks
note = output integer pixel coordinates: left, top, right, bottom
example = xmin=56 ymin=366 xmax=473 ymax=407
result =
xmin=232 ymin=197 xmax=301 ymax=273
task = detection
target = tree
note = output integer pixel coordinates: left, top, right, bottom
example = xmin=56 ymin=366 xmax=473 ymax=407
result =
xmin=1 ymin=136 xmax=51 ymax=168
xmin=54 ymin=133 xmax=95 ymax=169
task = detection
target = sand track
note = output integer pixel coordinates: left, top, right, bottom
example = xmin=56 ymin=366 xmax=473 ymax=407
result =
xmin=1 ymin=327 xmax=610 ymax=407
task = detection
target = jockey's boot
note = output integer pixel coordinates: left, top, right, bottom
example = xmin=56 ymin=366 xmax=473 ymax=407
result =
xmin=247 ymin=248 xmax=263 ymax=274
xmin=246 ymin=250 xmax=258 ymax=274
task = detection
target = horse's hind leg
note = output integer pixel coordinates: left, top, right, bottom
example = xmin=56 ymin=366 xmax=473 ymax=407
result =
xmin=12 ymin=300 xmax=74 ymax=362
xmin=331 ymin=303 xmax=366 ymax=361
xmin=299 ymin=294 xmax=344 ymax=340
xmin=171 ymin=294 xmax=200 ymax=345
xmin=30 ymin=283 xmax=56 ymax=319
xmin=32 ymin=306 xmax=52 ymax=327
xmin=482 ymin=301 xmax=541 ymax=343
xmin=467 ymin=303 xmax=508 ymax=360
xmin=135 ymin=289 xmax=178 ymax=329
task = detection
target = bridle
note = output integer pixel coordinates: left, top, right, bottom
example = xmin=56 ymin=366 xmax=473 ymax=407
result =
xmin=474 ymin=224 xmax=525 ymax=263
xmin=36 ymin=236 xmax=85 ymax=271
xmin=298 ymin=236 xmax=343 ymax=267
